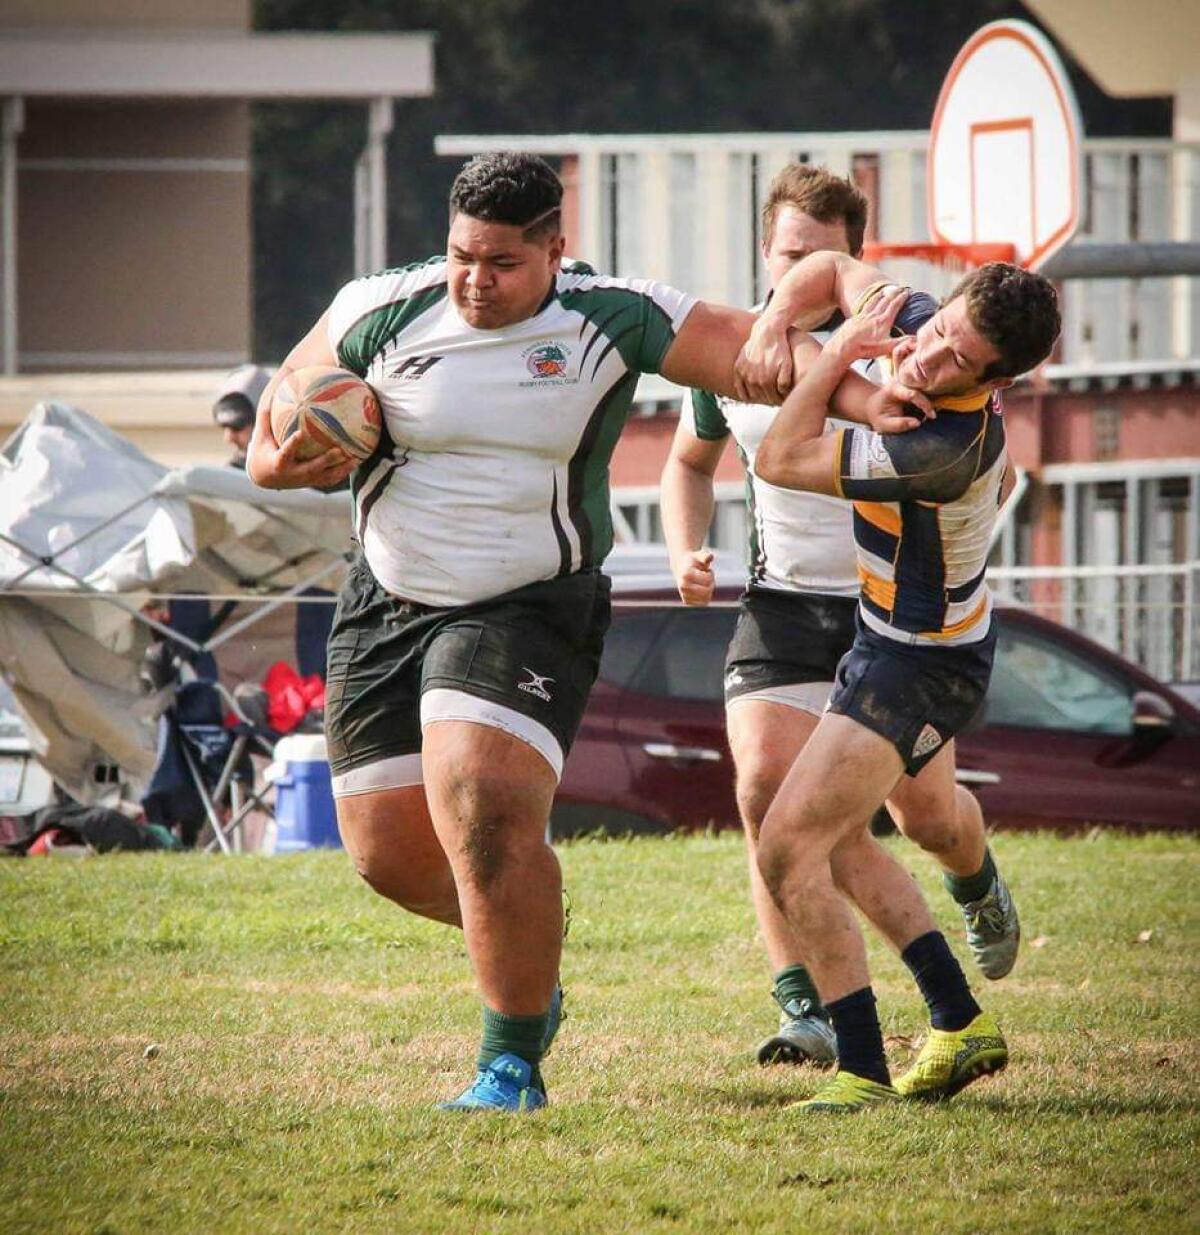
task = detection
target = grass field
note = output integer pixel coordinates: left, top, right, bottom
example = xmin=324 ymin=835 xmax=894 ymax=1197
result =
xmin=1 ymin=830 xmax=1197 ymax=1234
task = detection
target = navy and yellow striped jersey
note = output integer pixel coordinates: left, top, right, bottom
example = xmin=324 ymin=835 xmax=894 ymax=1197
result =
xmin=832 ymin=283 xmax=1006 ymax=647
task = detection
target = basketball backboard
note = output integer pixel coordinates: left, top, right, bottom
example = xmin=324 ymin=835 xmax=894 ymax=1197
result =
xmin=928 ymin=19 xmax=1083 ymax=270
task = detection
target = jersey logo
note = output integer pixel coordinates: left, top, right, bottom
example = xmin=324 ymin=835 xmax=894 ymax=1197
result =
xmin=521 ymin=341 xmax=574 ymax=384
xmin=912 ymin=723 xmax=943 ymax=761
xmin=391 ymin=354 xmax=443 ymax=380
xmin=517 ymin=668 xmax=554 ymax=702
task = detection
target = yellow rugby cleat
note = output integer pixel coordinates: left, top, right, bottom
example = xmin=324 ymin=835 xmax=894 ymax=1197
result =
xmin=796 ymin=1070 xmax=899 ymax=1113
xmin=892 ymin=1011 xmax=1008 ymax=1101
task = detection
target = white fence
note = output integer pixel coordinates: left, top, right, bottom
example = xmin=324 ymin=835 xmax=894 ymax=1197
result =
xmin=988 ymin=561 xmax=1200 ymax=684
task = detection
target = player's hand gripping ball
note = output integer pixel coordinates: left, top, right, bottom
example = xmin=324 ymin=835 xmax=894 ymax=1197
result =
xmin=270 ymin=366 xmax=382 ymax=462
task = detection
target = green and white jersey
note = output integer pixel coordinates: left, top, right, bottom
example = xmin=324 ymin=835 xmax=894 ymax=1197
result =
xmin=680 ymin=316 xmax=873 ymax=598
xmin=327 ymin=256 xmax=695 ymax=607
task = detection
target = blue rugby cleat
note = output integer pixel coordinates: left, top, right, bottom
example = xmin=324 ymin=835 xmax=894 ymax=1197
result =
xmin=439 ymin=1053 xmax=547 ymax=1113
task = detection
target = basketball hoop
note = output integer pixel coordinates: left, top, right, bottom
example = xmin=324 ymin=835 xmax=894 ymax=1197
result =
xmin=863 ymin=19 xmax=1081 ymax=300
xmin=862 ymin=242 xmax=1016 ymax=271
xmin=861 ymin=242 xmax=1018 ymax=301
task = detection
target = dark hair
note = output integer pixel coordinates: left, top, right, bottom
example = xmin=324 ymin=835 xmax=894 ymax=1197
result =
xmin=761 ymin=163 xmax=869 ymax=257
xmin=449 ymin=152 xmax=564 ymax=241
xmin=945 ymin=263 xmax=1061 ymax=380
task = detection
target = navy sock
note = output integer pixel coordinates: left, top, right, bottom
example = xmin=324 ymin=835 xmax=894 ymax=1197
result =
xmin=824 ymin=987 xmax=890 ymax=1086
xmin=901 ymin=930 xmax=981 ymax=1032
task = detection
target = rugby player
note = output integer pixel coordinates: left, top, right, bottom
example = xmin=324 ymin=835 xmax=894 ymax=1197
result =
xmin=246 ymin=153 xmax=919 ymax=1112
xmin=738 ymin=255 xmax=1060 ymax=1109
xmin=662 ymin=165 xmax=1022 ymax=1072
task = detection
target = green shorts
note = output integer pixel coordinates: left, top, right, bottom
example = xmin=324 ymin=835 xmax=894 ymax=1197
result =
xmin=324 ymin=554 xmax=611 ymax=786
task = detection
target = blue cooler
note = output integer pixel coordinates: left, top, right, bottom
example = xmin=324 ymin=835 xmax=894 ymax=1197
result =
xmin=271 ymin=734 xmax=340 ymax=851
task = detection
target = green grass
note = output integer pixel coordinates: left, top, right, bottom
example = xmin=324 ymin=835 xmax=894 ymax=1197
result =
xmin=1 ymin=831 xmax=1197 ymax=1234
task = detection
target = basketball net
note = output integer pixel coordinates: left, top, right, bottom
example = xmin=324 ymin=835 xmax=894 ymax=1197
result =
xmin=861 ymin=242 xmax=1018 ymax=302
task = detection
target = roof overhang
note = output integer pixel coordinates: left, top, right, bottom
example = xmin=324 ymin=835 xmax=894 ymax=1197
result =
xmin=0 ymin=29 xmax=435 ymax=99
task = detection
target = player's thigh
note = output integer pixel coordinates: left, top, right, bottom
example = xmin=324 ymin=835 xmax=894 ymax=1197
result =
xmin=726 ymin=698 xmax=819 ymax=826
xmin=421 ymin=719 xmax=559 ymax=885
xmin=766 ymin=711 xmax=906 ymax=849
xmin=887 ymin=738 xmax=958 ymax=825
xmin=336 ymin=783 xmax=447 ymax=888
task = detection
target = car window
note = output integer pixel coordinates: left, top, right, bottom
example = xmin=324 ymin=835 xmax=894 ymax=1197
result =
xmin=631 ymin=608 xmax=738 ymax=703
xmin=987 ymin=623 xmax=1135 ymax=735
xmin=598 ymin=610 xmax=669 ymax=688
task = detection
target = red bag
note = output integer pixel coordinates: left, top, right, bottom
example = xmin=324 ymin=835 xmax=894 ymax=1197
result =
xmin=261 ymin=662 xmax=326 ymax=735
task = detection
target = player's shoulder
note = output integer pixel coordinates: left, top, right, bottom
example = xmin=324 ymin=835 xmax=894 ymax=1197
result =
xmin=328 ymin=256 xmax=450 ymax=371
xmin=852 ymin=280 xmax=940 ymax=337
xmin=556 ymin=265 xmax=676 ymax=305
xmin=336 ymin=255 xmax=448 ymax=308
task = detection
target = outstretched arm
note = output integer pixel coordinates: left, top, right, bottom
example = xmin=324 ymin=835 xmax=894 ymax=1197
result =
xmin=660 ymin=299 xmax=924 ymax=433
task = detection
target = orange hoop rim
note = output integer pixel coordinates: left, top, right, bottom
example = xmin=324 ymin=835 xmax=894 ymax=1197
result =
xmin=862 ymin=242 xmax=1018 ymax=269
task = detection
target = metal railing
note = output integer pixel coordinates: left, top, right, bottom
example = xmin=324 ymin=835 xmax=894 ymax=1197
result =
xmin=988 ymin=560 xmax=1199 ymax=683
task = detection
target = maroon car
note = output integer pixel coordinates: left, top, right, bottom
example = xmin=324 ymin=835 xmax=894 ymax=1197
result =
xmin=553 ymin=571 xmax=1200 ymax=835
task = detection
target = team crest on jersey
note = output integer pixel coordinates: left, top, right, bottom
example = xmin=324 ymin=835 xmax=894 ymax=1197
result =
xmin=521 ymin=342 xmax=576 ymax=386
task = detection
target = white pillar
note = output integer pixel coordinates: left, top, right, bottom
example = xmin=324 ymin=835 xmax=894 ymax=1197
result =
xmin=354 ymin=97 xmax=393 ymax=275
xmin=639 ymin=150 xmax=671 ymax=283
xmin=575 ymin=148 xmax=603 ymax=268
xmin=2 ymin=96 xmax=24 ymax=376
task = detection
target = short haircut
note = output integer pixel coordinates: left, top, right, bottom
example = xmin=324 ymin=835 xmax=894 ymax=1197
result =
xmin=945 ymin=263 xmax=1061 ymax=380
xmin=761 ymin=164 xmax=869 ymax=257
xmin=449 ymin=152 xmax=564 ymax=242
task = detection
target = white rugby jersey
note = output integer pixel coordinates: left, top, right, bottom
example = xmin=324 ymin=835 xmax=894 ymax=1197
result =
xmin=681 ymin=316 xmax=874 ymax=598
xmin=327 ymin=257 xmax=696 ymax=607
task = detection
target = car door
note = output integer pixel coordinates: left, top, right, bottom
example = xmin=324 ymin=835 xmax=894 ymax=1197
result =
xmin=611 ymin=605 xmax=740 ymax=831
xmin=554 ymin=607 xmax=672 ymax=836
xmin=958 ymin=614 xmax=1200 ymax=831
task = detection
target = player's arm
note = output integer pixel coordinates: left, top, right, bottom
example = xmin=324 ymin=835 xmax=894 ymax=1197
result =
xmin=660 ymin=300 xmax=923 ymax=430
xmin=734 ymin=252 xmax=895 ymax=399
xmin=246 ymin=311 xmax=358 ymax=491
xmin=660 ymin=401 xmax=728 ymax=606
xmin=756 ymin=287 xmax=914 ymax=494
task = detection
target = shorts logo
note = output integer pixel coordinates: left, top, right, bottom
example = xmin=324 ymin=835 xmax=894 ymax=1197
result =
xmin=517 ymin=668 xmax=554 ymax=702
xmin=912 ymin=723 xmax=943 ymax=760
xmin=521 ymin=342 xmax=575 ymax=386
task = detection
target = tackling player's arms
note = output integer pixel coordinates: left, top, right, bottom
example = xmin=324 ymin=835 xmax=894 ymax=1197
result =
xmin=246 ymin=311 xmax=358 ymax=491
xmin=756 ymin=286 xmax=917 ymax=495
xmin=662 ymin=299 xmax=922 ymax=433
xmin=734 ymin=251 xmax=895 ymax=398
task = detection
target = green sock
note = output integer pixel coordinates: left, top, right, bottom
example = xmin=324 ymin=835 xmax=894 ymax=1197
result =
xmin=773 ymin=964 xmax=824 ymax=1016
xmin=944 ymin=846 xmax=998 ymax=905
xmin=478 ymin=1005 xmax=548 ymax=1090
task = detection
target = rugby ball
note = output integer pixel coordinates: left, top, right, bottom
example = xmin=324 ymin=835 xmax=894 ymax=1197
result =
xmin=270 ymin=365 xmax=382 ymax=461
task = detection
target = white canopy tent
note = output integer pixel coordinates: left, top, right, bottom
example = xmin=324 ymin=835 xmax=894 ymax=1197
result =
xmin=0 ymin=402 xmax=353 ymax=803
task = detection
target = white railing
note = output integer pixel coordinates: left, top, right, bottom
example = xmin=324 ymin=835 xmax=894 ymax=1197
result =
xmin=988 ymin=560 xmax=1200 ymax=684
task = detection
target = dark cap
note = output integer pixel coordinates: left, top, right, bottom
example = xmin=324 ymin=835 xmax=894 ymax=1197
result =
xmin=212 ymin=364 xmax=272 ymax=430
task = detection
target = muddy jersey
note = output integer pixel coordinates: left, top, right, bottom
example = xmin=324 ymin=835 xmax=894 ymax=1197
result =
xmin=681 ymin=314 xmax=873 ymax=597
xmin=834 ymin=283 xmax=1006 ymax=647
xmin=327 ymin=257 xmax=695 ymax=607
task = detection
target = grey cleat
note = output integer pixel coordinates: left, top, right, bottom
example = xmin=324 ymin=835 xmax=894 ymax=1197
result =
xmin=959 ymin=872 xmax=1021 ymax=979
xmin=755 ymin=998 xmax=837 ymax=1067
